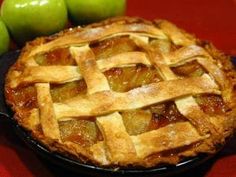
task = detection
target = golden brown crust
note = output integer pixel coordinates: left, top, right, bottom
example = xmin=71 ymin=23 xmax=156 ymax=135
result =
xmin=4 ymin=16 xmax=236 ymax=168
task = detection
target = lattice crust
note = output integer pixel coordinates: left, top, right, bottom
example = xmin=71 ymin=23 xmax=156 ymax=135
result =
xmin=5 ymin=17 xmax=236 ymax=167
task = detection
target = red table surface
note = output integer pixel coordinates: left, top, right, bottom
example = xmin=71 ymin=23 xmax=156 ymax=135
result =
xmin=0 ymin=0 xmax=236 ymax=177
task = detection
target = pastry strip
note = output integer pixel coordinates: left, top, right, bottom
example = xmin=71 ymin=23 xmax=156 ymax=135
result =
xmin=89 ymin=142 xmax=109 ymax=165
xmin=54 ymin=74 xmax=219 ymax=119
xmin=70 ymin=45 xmax=110 ymax=94
xmin=27 ymin=23 xmax=167 ymax=57
xmin=157 ymin=20 xmax=196 ymax=46
xmin=10 ymin=52 xmax=150 ymax=88
xmin=131 ymin=122 xmax=206 ymax=158
xmin=36 ymin=83 xmax=61 ymax=140
xmin=96 ymin=112 xmax=137 ymax=164
xmin=70 ymin=46 xmax=137 ymax=163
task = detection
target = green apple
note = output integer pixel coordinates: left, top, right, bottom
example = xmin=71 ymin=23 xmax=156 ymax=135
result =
xmin=65 ymin=0 xmax=126 ymax=25
xmin=0 ymin=17 xmax=10 ymax=55
xmin=1 ymin=0 xmax=67 ymax=45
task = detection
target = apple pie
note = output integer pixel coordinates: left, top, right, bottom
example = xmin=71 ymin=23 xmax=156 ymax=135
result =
xmin=5 ymin=17 xmax=236 ymax=167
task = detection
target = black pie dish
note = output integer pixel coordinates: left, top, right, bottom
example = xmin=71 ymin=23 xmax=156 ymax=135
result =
xmin=0 ymin=51 xmax=235 ymax=177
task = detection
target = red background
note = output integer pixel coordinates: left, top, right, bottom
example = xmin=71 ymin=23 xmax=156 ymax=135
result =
xmin=127 ymin=0 xmax=236 ymax=56
xmin=0 ymin=0 xmax=236 ymax=177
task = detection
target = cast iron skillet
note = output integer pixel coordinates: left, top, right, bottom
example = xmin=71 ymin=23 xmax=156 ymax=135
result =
xmin=0 ymin=51 xmax=235 ymax=177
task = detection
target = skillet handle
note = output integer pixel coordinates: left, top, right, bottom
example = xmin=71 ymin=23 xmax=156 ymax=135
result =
xmin=0 ymin=51 xmax=20 ymax=120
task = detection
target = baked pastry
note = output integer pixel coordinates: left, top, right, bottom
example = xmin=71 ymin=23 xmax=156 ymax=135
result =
xmin=5 ymin=17 xmax=236 ymax=168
